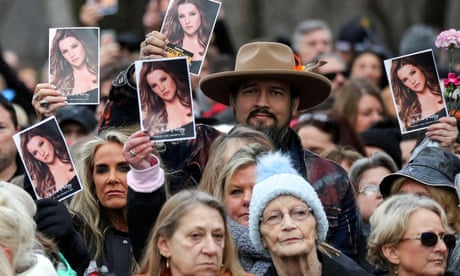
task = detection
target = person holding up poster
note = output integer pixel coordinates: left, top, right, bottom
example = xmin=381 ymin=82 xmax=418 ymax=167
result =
xmin=389 ymin=52 xmax=447 ymax=131
xmin=49 ymin=28 xmax=99 ymax=104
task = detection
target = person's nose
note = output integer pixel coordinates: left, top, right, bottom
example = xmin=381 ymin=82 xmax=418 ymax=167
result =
xmin=107 ymin=169 xmax=120 ymax=185
xmin=242 ymin=191 xmax=252 ymax=208
xmin=433 ymin=236 xmax=448 ymax=253
xmin=280 ymin=213 xmax=297 ymax=230
xmin=185 ymin=15 xmax=190 ymax=24
xmin=201 ymin=235 xmax=219 ymax=256
xmin=255 ymin=90 xmax=270 ymax=107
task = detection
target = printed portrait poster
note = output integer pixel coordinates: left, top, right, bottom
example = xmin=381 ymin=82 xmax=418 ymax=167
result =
xmin=160 ymin=0 xmax=221 ymax=75
xmin=86 ymin=0 xmax=118 ymax=15
xmin=49 ymin=27 xmax=100 ymax=105
xmin=384 ymin=49 xmax=448 ymax=134
xmin=135 ymin=57 xmax=196 ymax=142
xmin=13 ymin=117 xmax=83 ymax=201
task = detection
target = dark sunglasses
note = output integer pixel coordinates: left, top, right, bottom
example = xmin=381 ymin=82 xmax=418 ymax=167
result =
xmin=323 ymin=71 xmax=349 ymax=81
xmin=400 ymin=232 xmax=457 ymax=250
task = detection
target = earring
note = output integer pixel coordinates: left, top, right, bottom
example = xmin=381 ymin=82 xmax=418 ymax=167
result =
xmin=166 ymin=258 xmax=170 ymax=269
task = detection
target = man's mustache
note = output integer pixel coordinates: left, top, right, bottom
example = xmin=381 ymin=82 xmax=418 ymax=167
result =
xmin=248 ymin=108 xmax=276 ymax=119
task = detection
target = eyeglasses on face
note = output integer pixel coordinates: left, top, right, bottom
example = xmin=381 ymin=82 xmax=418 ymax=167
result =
xmin=358 ymin=185 xmax=380 ymax=196
xmin=400 ymin=232 xmax=457 ymax=250
xmin=261 ymin=205 xmax=312 ymax=226
xmin=323 ymin=70 xmax=349 ymax=81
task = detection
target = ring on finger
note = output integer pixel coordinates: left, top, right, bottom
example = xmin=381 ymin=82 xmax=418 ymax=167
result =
xmin=39 ymin=100 xmax=50 ymax=109
xmin=129 ymin=150 xmax=137 ymax=157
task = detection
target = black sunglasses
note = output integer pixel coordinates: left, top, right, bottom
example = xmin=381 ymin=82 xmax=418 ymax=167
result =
xmin=400 ymin=232 xmax=457 ymax=250
xmin=323 ymin=70 xmax=349 ymax=81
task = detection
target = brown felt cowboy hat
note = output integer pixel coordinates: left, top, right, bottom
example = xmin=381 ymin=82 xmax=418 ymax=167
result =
xmin=199 ymin=42 xmax=331 ymax=110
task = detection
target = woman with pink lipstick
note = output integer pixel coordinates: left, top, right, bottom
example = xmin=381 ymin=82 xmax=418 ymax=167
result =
xmin=367 ymin=194 xmax=457 ymax=276
xmin=69 ymin=130 xmax=135 ymax=275
xmin=139 ymin=60 xmax=193 ymax=138
xmin=390 ymin=54 xmax=446 ymax=131
xmin=248 ymin=151 xmax=369 ymax=276
xmin=50 ymin=28 xmax=98 ymax=103
xmin=20 ymin=123 xmax=77 ymax=199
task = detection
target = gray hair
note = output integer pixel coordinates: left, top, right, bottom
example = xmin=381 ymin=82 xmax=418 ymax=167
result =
xmin=292 ymin=19 xmax=332 ymax=52
xmin=367 ymin=193 xmax=453 ymax=270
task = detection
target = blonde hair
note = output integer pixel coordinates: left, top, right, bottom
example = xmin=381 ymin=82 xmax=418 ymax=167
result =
xmin=69 ymin=130 xmax=128 ymax=261
xmin=367 ymin=194 xmax=453 ymax=270
xmin=137 ymin=190 xmax=246 ymax=276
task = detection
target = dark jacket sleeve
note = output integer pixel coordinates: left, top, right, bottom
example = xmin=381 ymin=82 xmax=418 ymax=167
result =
xmin=127 ymin=186 xmax=167 ymax=262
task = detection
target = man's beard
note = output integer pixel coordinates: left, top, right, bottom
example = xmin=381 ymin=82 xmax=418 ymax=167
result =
xmin=246 ymin=108 xmax=290 ymax=148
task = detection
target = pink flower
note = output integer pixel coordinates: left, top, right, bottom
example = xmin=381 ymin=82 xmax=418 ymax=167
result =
xmin=435 ymin=29 xmax=460 ymax=49
xmin=444 ymin=73 xmax=460 ymax=86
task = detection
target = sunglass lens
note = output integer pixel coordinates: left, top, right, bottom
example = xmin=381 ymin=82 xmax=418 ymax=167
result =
xmin=443 ymin=234 xmax=457 ymax=250
xmin=420 ymin=232 xmax=438 ymax=247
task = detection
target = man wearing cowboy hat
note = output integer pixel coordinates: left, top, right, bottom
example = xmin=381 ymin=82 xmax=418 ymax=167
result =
xmin=105 ymin=31 xmax=360 ymax=261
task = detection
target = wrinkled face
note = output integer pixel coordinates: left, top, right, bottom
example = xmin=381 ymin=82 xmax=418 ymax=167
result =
xmin=177 ymin=3 xmax=201 ymax=36
xmin=26 ymin=135 xmax=55 ymax=164
xmin=298 ymin=29 xmax=332 ymax=64
xmin=92 ymin=142 xmax=129 ymax=210
xmin=0 ymin=105 xmax=18 ymax=175
xmin=59 ymin=36 xmax=86 ymax=68
xmin=232 ymin=79 xmax=298 ymax=131
xmin=356 ymin=167 xmax=388 ymax=223
xmin=146 ymin=69 xmax=177 ymax=102
xmin=397 ymin=179 xmax=431 ymax=198
xmin=296 ymin=125 xmax=335 ymax=154
xmin=224 ymin=164 xmax=256 ymax=226
xmin=397 ymin=64 xmax=427 ymax=93
xmin=355 ymin=94 xmax=384 ymax=132
xmin=260 ymin=195 xmax=317 ymax=258
xmin=385 ymin=209 xmax=449 ymax=276
xmin=351 ymin=53 xmax=383 ymax=87
xmin=158 ymin=204 xmax=225 ymax=276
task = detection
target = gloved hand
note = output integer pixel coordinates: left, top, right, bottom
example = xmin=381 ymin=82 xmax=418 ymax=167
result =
xmin=35 ymin=198 xmax=79 ymax=246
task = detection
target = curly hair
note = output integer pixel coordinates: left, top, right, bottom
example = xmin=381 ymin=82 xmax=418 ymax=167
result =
xmin=49 ymin=28 xmax=98 ymax=94
xmin=162 ymin=0 xmax=212 ymax=56
xmin=139 ymin=61 xmax=191 ymax=129
xmin=20 ymin=123 xmax=72 ymax=199
xmin=390 ymin=55 xmax=442 ymax=128
xmin=69 ymin=130 xmax=128 ymax=261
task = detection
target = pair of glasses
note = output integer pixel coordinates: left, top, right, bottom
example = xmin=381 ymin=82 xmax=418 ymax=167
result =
xmin=400 ymin=232 xmax=457 ymax=250
xmin=261 ymin=206 xmax=312 ymax=226
xmin=323 ymin=70 xmax=349 ymax=81
xmin=298 ymin=112 xmax=329 ymax=123
xmin=359 ymin=185 xmax=380 ymax=196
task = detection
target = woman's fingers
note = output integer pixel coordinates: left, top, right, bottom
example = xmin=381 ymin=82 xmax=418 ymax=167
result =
xmin=32 ymin=83 xmax=68 ymax=119
xmin=139 ymin=31 xmax=168 ymax=59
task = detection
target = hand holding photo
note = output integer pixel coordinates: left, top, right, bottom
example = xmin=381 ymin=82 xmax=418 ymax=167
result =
xmin=49 ymin=27 xmax=100 ymax=104
xmin=384 ymin=49 xmax=448 ymax=134
xmin=161 ymin=0 xmax=221 ymax=75
xmin=13 ymin=117 xmax=82 ymax=201
xmin=136 ymin=57 xmax=196 ymax=142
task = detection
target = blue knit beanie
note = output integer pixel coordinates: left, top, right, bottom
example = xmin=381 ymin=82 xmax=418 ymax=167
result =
xmin=248 ymin=151 xmax=329 ymax=254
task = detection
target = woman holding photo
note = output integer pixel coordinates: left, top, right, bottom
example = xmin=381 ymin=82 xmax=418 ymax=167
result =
xmin=390 ymin=55 xmax=446 ymax=130
xmin=50 ymin=28 xmax=98 ymax=102
xmin=162 ymin=0 xmax=214 ymax=73
xmin=20 ymin=123 xmax=78 ymax=199
xmin=139 ymin=60 xmax=193 ymax=138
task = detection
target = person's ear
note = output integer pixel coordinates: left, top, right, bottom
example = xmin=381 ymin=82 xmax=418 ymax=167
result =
xmin=229 ymin=95 xmax=235 ymax=108
xmin=291 ymin=97 xmax=300 ymax=116
xmin=3 ymin=247 xmax=13 ymax=264
xmin=157 ymin=236 xmax=172 ymax=258
xmin=381 ymin=244 xmax=400 ymax=265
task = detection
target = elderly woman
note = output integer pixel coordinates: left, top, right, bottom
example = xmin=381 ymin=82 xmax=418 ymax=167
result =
xmin=379 ymin=146 xmax=460 ymax=271
xmin=367 ymin=193 xmax=457 ymax=276
xmin=248 ymin=151 xmax=368 ymax=275
xmin=135 ymin=189 xmax=248 ymax=276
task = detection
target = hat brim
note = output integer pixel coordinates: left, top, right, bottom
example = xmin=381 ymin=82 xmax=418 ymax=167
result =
xmin=200 ymin=70 xmax=331 ymax=111
xmin=380 ymin=166 xmax=456 ymax=198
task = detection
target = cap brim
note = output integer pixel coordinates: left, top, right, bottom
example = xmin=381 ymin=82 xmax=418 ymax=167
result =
xmin=380 ymin=166 xmax=456 ymax=198
xmin=200 ymin=70 xmax=331 ymax=111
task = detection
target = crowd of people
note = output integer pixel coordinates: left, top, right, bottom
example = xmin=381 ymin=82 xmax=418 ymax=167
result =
xmin=0 ymin=1 xmax=460 ymax=275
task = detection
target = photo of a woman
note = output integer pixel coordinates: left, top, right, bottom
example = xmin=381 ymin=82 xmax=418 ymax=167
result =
xmin=161 ymin=0 xmax=221 ymax=75
xmin=137 ymin=58 xmax=195 ymax=141
xmin=49 ymin=27 xmax=99 ymax=104
xmin=387 ymin=50 xmax=447 ymax=132
xmin=16 ymin=118 xmax=81 ymax=200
